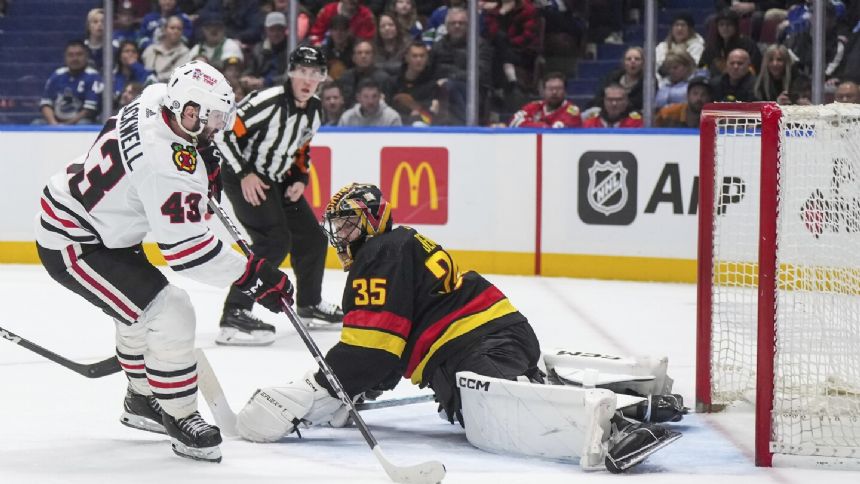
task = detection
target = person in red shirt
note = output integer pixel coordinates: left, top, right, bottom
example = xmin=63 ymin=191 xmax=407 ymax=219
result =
xmin=310 ymin=0 xmax=376 ymax=46
xmin=509 ymin=72 xmax=582 ymax=128
xmin=582 ymin=83 xmax=643 ymax=128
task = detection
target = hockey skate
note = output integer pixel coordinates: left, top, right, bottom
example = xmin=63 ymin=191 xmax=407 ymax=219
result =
xmin=604 ymin=414 xmax=681 ymax=473
xmin=216 ymin=309 xmax=275 ymax=346
xmin=120 ymin=386 xmax=166 ymax=434
xmin=297 ymin=300 xmax=343 ymax=329
xmin=163 ymin=411 xmax=222 ymax=463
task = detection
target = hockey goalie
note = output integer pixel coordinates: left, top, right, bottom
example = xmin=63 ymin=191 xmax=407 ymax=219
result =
xmin=235 ymin=184 xmax=685 ymax=473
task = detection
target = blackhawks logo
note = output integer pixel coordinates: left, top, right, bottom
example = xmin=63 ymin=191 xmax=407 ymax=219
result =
xmin=171 ymin=143 xmax=197 ymax=173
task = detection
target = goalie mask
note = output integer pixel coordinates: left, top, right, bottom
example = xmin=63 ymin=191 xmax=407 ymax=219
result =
xmin=164 ymin=60 xmax=237 ymax=138
xmin=323 ymin=183 xmax=392 ymax=270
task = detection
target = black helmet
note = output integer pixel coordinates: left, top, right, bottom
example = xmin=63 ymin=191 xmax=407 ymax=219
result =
xmin=323 ymin=183 xmax=392 ymax=270
xmin=289 ymin=45 xmax=327 ymax=72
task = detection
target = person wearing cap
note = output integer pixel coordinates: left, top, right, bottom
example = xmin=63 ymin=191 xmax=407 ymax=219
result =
xmin=187 ymin=12 xmax=244 ymax=73
xmin=241 ymin=11 xmax=290 ymax=91
xmin=655 ymin=12 xmax=704 ymax=85
xmin=271 ymin=0 xmax=312 ymax=42
xmin=655 ymin=76 xmax=713 ymax=128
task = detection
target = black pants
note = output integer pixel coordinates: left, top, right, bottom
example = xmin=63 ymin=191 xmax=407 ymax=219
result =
xmin=221 ymin=166 xmax=328 ymax=310
xmin=429 ymin=321 xmax=543 ymax=426
xmin=37 ymin=242 xmax=168 ymax=325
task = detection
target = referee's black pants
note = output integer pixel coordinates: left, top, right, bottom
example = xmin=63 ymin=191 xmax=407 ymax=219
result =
xmin=221 ymin=167 xmax=328 ymax=312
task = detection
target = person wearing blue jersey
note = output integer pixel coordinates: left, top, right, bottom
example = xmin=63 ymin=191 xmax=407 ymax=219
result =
xmin=138 ymin=0 xmax=194 ymax=51
xmin=37 ymin=40 xmax=104 ymax=125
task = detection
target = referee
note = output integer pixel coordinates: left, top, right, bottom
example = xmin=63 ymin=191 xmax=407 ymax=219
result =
xmin=214 ymin=45 xmax=343 ymax=346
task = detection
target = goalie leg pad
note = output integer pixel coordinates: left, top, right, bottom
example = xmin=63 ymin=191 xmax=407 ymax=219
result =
xmin=456 ymin=371 xmax=615 ymax=469
xmin=236 ymin=370 xmax=343 ymax=442
xmin=543 ymin=350 xmax=674 ymax=396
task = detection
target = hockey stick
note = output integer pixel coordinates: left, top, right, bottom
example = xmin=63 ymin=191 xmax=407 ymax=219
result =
xmin=208 ymin=199 xmax=446 ymax=484
xmin=0 ymin=325 xmax=121 ymax=378
xmin=196 ymin=348 xmax=435 ymax=436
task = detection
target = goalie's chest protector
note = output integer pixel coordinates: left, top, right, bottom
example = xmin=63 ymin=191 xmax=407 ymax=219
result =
xmin=341 ymin=227 xmax=526 ymax=385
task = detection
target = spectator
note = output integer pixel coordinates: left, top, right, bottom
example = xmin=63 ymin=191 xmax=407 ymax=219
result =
xmin=337 ymin=40 xmax=393 ymax=108
xmin=117 ymin=81 xmax=144 ymax=110
xmin=241 ymin=11 xmax=290 ymax=91
xmin=422 ymin=0 xmax=469 ymax=45
xmin=339 ymin=78 xmax=403 ymax=126
xmin=321 ymin=15 xmax=356 ymax=80
xmin=271 ymin=0 xmax=312 ymax=43
xmin=582 ymin=83 xmax=643 ymax=128
xmin=321 ymin=82 xmax=347 ymax=125
xmin=539 ymin=0 xmax=587 ymax=79
xmin=84 ymin=8 xmax=113 ymax=71
xmin=835 ymin=79 xmax=860 ymax=103
xmin=114 ymin=5 xmax=141 ymax=45
xmin=788 ymin=75 xmax=813 ymax=105
xmin=754 ymin=44 xmax=801 ymax=104
xmin=709 ymin=48 xmax=758 ymax=102
xmin=588 ymin=46 xmax=644 ymax=113
xmin=391 ymin=41 xmax=442 ymax=125
xmin=655 ymin=51 xmax=696 ymax=110
xmin=197 ymin=0 xmax=263 ymax=46
xmin=388 ymin=0 xmax=423 ymax=38
xmin=309 ymin=0 xmax=376 ymax=46
xmin=655 ymin=12 xmax=705 ymax=84
xmin=188 ymin=13 xmax=244 ymax=75
xmin=783 ymin=1 xmax=848 ymax=81
xmin=375 ymin=12 xmax=411 ymax=77
xmin=114 ymin=41 xmax=155 ymax=102
xmin=585 ymin=0 xmax=624 ymax=48
xmin=482 ymin=0 xmax=540 ymax=94
xmin=655 ymin=76 xmax=713 ymax=128
xmin=138 ymin=0 xmax=194 ymax=51
xmin=699 ymin=8 xmax=761 ymax=76
xmin=509 ymin=72 xmax=581 ymax=128
xmin=142 ymin=16 xmax=191 ymax=82
xmin=433 ymin=7 xmax=494 ymax=124
xmin=37 ymin=41 xmax=103 ymax=125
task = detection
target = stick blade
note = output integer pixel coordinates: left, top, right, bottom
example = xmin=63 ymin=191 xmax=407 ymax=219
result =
xmin=195 ymin=348 xmax=238 ymax=437
xmin=373 ymin=446 xmax=446 ymax=484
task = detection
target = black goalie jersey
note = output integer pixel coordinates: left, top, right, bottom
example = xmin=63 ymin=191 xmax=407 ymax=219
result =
xmin=320 ymin=226 xmax=527 ymax=397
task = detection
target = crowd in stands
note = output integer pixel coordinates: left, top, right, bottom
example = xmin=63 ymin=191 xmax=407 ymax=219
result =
xmin=26 ymin=0 xmax=860 ymax=127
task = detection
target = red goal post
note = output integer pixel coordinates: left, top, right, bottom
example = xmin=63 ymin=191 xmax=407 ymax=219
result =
xmin=697 ymin=102 xmax=860 ymax=468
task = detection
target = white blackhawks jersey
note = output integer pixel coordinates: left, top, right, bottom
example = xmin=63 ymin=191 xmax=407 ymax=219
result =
xmin=35 ymin=84 xmax=246 ymax=288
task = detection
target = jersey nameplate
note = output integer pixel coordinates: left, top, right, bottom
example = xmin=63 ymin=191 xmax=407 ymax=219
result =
xmin=118 ymin=99 xmax=144 ymax=170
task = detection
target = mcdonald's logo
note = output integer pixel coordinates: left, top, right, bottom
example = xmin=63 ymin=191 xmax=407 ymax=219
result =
xmin=307 ymin=145 xmax=332 ymax=221
xmin=380 ymin=147 xmax=448 ymax=224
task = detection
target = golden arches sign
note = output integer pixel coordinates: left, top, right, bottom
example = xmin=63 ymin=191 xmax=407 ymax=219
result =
xmin=389 ymin=161 xmax=439 ymax=210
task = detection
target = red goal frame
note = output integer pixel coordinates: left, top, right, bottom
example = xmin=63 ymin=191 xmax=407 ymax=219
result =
xmin=695 ymin=102 xmax=781 ymax=467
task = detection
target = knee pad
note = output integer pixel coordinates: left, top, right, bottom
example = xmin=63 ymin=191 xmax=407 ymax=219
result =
xmin=141 ymin=285 xmax=196 ymax=361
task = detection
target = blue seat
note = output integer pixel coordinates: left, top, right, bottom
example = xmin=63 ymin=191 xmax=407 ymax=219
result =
xmin=577 ymin=60 xmax=617 ymax=80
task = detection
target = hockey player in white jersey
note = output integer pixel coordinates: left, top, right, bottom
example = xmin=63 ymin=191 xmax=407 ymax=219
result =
xmin=35 ymin=61 xmax=296 ymax=463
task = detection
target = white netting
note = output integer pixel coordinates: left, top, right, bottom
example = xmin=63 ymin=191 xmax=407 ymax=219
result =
xmin=771 ymin=104 xmax=860 ymax=456
xmin=709 ymin=114 xmax=762 ymax=406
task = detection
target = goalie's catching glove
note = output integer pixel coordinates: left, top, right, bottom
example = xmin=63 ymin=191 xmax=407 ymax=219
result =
xmin=234 ymin=254 xmax=294 ymax=312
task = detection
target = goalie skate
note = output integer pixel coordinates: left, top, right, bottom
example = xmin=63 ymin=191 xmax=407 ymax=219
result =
xmin=605 ymin=420 xmax=681 ymax=473
xmin=119 ymin=386 xmax=166 ymax=434
xmin=163 ymin=411 xmax=223 ymax=463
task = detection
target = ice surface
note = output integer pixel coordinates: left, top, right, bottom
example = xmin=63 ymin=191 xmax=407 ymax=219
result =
xmin=1 ymin=265 xmax=859 ymax=483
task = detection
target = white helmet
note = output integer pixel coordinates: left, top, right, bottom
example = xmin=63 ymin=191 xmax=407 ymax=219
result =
xmin=163 ymin=60 xmax=236 ymax=137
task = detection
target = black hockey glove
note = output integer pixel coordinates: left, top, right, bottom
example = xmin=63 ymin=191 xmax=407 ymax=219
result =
xmin=198 ymin=145 xmax=222 ymax=213
xmin=234 ymin=254 xmax=295 ymax=312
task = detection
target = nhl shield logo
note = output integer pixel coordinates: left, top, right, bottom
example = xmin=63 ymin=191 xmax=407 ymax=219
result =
xmin=171 ymin=143 xmax=198 ymax=173
xmin=578 ymin=151 xmax=637 ymax=225
xmin=587 ymin=161 xmax=628 ymax=215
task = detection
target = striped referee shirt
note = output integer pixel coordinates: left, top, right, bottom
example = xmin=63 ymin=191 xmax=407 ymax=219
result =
xmin=215 ymin=84 xmax=321 ymax=183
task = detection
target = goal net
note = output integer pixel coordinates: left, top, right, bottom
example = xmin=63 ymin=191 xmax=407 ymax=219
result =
xmin=697 ymin=102 xmax=860 ymax=467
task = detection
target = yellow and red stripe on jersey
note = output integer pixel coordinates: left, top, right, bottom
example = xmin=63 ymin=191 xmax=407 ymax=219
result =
xmin=406 ymin=286 xmax=518 ymax=385
xmin=340 ymin=309 xmax=412 ymax=358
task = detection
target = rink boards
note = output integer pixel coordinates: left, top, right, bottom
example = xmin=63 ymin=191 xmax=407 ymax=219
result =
xmin=0 ymin=126 xmax=708 ymax=282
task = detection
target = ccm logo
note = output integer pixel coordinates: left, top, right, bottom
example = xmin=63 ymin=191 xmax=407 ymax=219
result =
xmin=0 ymin=328 xmax=21 ymax=344
xmin=458 ymin=377 xmax=490 ymax=391
xmin=557 ymin=350 xmax=621 ymax=360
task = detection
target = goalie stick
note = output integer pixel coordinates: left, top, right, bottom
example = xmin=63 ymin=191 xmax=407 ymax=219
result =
xmin=0 ymin=325 xmax=121 ymax=378
xmin=195 ymin=348 xmax=435 ymax=437
xmin=208 ymin=199 xmax=446 ymax=484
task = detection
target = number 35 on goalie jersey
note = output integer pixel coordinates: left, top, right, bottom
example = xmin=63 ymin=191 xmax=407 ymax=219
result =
xmin=326 ymin=226 xmax=526 ymax=396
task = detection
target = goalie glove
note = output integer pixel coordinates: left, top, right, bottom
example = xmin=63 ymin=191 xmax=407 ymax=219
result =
xmin=236 ymin=370 xmax=344 ymax=442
